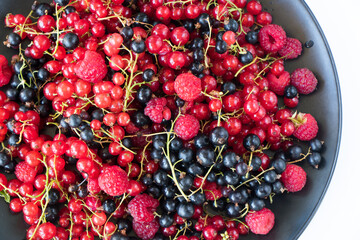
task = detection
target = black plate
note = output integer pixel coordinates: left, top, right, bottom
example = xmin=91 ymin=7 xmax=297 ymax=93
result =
xmin=0 ymin=0 xmax=342 ymax=239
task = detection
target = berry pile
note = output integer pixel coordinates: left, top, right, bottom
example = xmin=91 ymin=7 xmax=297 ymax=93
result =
xmin=0 ymin=0 xmax=326 ymax=239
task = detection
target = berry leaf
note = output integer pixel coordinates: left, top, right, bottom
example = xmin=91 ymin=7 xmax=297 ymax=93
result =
xmin=0 ymin=190 xmax=10 ymax=203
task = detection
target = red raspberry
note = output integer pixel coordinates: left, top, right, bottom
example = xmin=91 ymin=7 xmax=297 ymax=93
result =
xmin=258 ymin=24 xmax=286 ymax=53
xmin=278 ymin=37 xmax=302 ymax=59
xmin=133 ymin=218 xmax=159 ymax=240
xmin=245 ymin=208 xmax=275 ymax=235
xmin=0 ymin=55 xmax=12 ymax=87
xmin=174 ymin=73 xmax=202 ymax=101
xmin=204 ymin=182 xmax=223 ymax=201
xmin=75 ymin=50 xmax=108 ymax=83
xmin=174 ymin=114 xmax=200 ymax=140
xmin=281 ymin=164 xmax=307 ymax=192
xmin=267 ymin=71 xmax=290 ymax=95
xmin=98 ymin=166 xmax=129 ymax=196
xmin=128 ymin=193 xmax=159 ymax=223
xmin=293 ymin=113 xmax=318 ymax=141
xmin=290 ymin=68 xmax=318 ymax=94
xmin=144 ymin=97 xmax=171 ymax=123
xmin=15 ymin=161 xmax=37 ymax=183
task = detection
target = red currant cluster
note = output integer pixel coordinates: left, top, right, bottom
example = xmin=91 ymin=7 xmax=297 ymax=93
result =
xmin=0 ymin=0 xmax=324 ymax=239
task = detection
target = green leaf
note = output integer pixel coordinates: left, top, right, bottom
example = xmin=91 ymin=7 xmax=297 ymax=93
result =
xmin=0 ymin=190 xmax=10 ymax=203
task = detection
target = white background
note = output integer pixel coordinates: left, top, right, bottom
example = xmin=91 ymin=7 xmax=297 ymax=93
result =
xmin=300 ymin=0 xmax=360 ymax=239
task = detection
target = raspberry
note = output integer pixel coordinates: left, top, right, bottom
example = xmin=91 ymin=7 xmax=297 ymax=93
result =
xmin=293 ymin=113 xmax=319 ymax=141
xmin=128 ymin=193 xmax=159 ymax=223
xmin=75 ymin=50 xmax=108 ymax=83
xmin=0 ymin=55 xmax=12 ymax=87
xmin=281 ymin=164 xmax=306 ymax=192
xmin=133 ymin=218 xmax=159 ymax=240
xmin=258 ymin=24 xmax=286 ymax=53
xmin=290 ymin=68 xmax=318 ymax=94
xmin=278 ymin=37 xmax=302 ymax=59
xmin=174 ymin=114 xmax=200 ymax=140
xmin=98 ymin=166 xmax=129 ymax=196
xmin=267 ymin=71 xmax=290 ymax=95
xmin=204 ymin=182 xmax=223 ymax=201
xmin=245 ymin=208 xmax=275 ymax=235
xmin=15 ymin=161 xmax=37 ymax=183
xmin=144 ymin=98 xmax=171 ymax=123
xmin=174 ymin=73 xmax=202 ymax=101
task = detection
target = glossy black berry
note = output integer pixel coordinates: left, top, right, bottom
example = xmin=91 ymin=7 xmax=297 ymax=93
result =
xmin=224 ymin=171 xmax=240 ymax=185
xmin=250 ymin=155 xmax=262 ymax=171
xmin=221 ymin=82 xmax=236 ymax=95
xmin=223 ymin=152 xmax=240 ymax=168
xmin=284 ymin=85 xmax=298 ymax=99
xmin=8 ymin=32 xmax=22 ymax=47
xmin=77 ymin=185 xmax=88 ymax=198
xmin=177 ymin=202 xmax=194 ymax=219
xmin=159 ymin=215 xmax=174 ymax=228
xmin=136 ymin=85 xmax=152 ymax=104
xmin=264 ymin=170 xmax=278 ymax=183
xmin=243 ymin=134 xmax=261 ymax=152
xmin=225 ymin=203 xmax=241 ymax=218
xmin=216 ymin=31 xmax=225 ymax=41
xmin=245 ymin=31 xmax=258 ymax=44
xmin=249 ymin=198 xmax=265 ymax=211
xmin=147 ymin=185 xmax=161 ymax=198
xmin=45 ymin=206 xmax=58 ymax=223
xmin=286 ymin=145 xmax=303 ymax=160
xmin=8 ymin=134 xmax=20 ymax=147
xmin=272 ymin=180 xmax=284 ymax=194
xmin=4 ymin=161 xmax=15 ymax=173
xmin=224 ymin=19 xmax=239 ymax=32
xmin=239 ymin=51 xmax=254 ymax=64
xmin=19 ymin=88 xmax=35 ymax=102
xmin=55 ymin=0 xmax=70 ymax=6
xmin=194 ymin=134 xmax=210 ymax=149
xmin=196 ymin=148 xmax=215 ymax=167
xmin=189 ymin=38 xmax=204 ymax=50
xmin=307 ymin=152 xmax=322 ymax=168
xmin=121 ymin=27 xmax=134 ymax=40
xmin=64 ymin=6 xmax=76 ymax=15
xmin=111 ymin=233 xmax=129 ymax=240
xmin=163 ymin=199 xmax=177 ymax=212
xmin=210 ymin=127 xmax=229 ymax=146
xmin=131 ymin=40 xmax=146 ymax=53
xmin=196 ymin=13 xmax=211 ymax=30
xmin=255 ymin=183 xmax=272 ymax=199
xmin=162 ymin=185 xmax=176 ymax=199
xmin=80 ymin=127 xmax=94 ymax=142
xmin=118 ymin=218 xmax=132 ymax=234
xmin=189 ymin=62 xmax=204 ymax=76
xmin=37 ymin=68 xmax=50 ymax=82
xmin=193 ymin=49 xmax=204 ymax=62
xmin=6 ymin=88 xmax=18 ymax=101
xmin=187 ymin=163 xmax=204 ymax=176
xmin=132 ymin=111 xmax=150 ymax=127
xmin=142 ymin=69 xmax=154 ymax=82
xmin=229 ymin=188 xmax=249 ymax=204
xmin=134 ymin=13 xmax=150 ymax=27
xmin=62 ymin=33 xmax=79 ymax=50
xmin=179 ymin=175 xmax=193 ymax=192
xmin=190 ymin=192 xmax=206 ymax=205
xmin=47 ymin=189 xmax=60 ymax=205
xmin=0 ymin=152 xmax=10 ymax=167
xmin=91 ymin=109 xmax=104 ymax=121
xmin=235 ymin=162 xmax=248 ymax=176
xmin=215 ymin=40 xmax=227 ymax=54
xmin=154 ymin=170 xmax=170 ymax=186
xmin=69 ymin=114 xmax=82 ymax=128
xmin=34 ymin=3 xmax=54 ymax=16
xmin=309 ymin=138 xmax=323 ymax=152
xmin=183 ymin=20 xmax=195 ymax=33
xmin=103 ymin=199 xmax=116 ymax=214
xmin=170 ymin=137 xmax=183 ymax=152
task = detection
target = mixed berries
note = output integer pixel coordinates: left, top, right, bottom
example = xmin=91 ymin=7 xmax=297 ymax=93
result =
xmin=0 ymin=0 xmax=326 ymax=239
